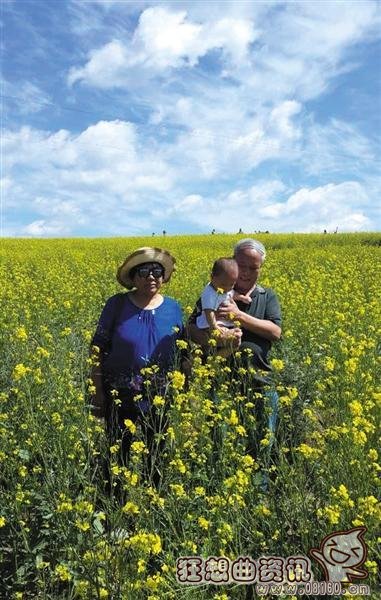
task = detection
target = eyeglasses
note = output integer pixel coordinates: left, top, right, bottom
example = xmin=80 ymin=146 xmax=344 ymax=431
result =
xmin=136 ymin=263 xmax=165 ymax=279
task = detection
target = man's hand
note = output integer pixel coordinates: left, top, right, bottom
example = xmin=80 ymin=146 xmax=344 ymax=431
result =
xmin=213 ymin=324 xmax=242 ymax=348
xmin=216 ymin=299 xmax=242 ymax=322
xmin=217 ymin=299 xmax=281 ymax=341
xmin=232 ymin=291 xmax=252 ymax=305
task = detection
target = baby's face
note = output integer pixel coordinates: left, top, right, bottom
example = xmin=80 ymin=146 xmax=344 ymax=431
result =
xmin=213 ymin=269 xmax=238 ymax=292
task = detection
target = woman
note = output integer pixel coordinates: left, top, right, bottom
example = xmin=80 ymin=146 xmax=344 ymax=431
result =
xmin=90 ymin=247 xmax=183 ymax=482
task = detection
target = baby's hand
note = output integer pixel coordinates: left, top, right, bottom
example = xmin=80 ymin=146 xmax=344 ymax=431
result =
xmin=233 ymin=291 xmax=252 ymax=305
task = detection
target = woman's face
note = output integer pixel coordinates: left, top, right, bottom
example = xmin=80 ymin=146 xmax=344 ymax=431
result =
xmin=131 ymin=262 xmax=164 ymax=294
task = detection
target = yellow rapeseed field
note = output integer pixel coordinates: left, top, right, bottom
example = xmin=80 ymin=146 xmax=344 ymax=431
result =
xmin=0 ymin=233 xmax=380 ymax=599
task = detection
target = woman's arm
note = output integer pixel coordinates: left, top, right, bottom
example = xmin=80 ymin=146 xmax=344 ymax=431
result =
xmin=88 ymin=295 xmax=121 ymax=419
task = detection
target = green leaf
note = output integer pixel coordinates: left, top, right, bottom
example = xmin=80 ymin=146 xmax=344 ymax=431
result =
xmin=93 ymin=517 xmax=105 ymax=535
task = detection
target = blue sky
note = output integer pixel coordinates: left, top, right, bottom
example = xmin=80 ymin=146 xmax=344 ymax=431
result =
xmin=1 ymin=0 xmax=380 ymax=236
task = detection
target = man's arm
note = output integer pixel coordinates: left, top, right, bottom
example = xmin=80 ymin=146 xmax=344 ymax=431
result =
xmin=217 ymin=299 xmax=281 ymax=341
xmin=235 ymin=309 xmax=281 ymax=341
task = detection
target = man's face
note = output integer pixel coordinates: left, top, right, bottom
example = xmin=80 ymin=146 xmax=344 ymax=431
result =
xmin=235 ymin=249 xmax=263 ymax=293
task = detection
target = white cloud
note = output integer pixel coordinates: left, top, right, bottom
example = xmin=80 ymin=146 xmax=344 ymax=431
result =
xmin=64 ymin=2 xmax=379 ymax=197
xmin=2 ymin=120 xmax=177 ymax=235
xmin=175 ymin=194 xmax=204 ymax=212
xmin=4 ymin=112 xmax=377 ymax=236
xmin=64 ymin=2 xmax=379 ymax=199
xmin=168 ymin=181 xmax=372 ymax=233
xmin=135 ymin=8 xmax=204 ymax=69
xmin=68 ymin=6 xmax=257 ymax=87
xmin=68 ymin=40 xmax=128 ymax=87
xmin=33 ymin=196 xmax=86 ymax=222
xmin=301 ymin=118 xmax=378 ymax=177
xmin=3 ymin=2 xmax=380 ymax=236
xmin=0 ymin=177 xmax=13 ymax=193
xmin=270 ymin=101 xmax=302 ymax=140
xmin=162 ymin=99 xmax=302 ymax=180
xmin=21 ymin=220 xmax=70 ymax=237
xmin=2 ymin=79 xmax=52 ymax=116
xmin=260 ymin=181 xmax=368 ymax=218
xmin=3 ymin=120 xmax=174 ymax=194
xmin=67 ymin=1 xmax=380 ymax=107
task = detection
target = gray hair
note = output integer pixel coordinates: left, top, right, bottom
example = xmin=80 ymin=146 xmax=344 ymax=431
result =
xmin=233 ymin=238 xmax=266 ymax=262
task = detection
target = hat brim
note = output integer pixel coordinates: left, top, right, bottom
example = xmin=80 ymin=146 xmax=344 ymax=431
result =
xmin=117 ymin=247 xmax=176 ymax=289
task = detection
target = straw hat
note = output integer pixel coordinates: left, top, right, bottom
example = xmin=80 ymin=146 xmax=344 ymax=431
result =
xmin=117 ymin=247 xmax=176 ymax=289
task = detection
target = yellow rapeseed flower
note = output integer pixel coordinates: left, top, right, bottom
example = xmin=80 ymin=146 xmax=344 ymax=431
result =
xmin=12 ymin=363 xmax=30 ymax=381
xmin=131 ymin=441 xmax=148 ymax=454
xmin=152 ymin=395 xmax=165 ymax=407
xmin=169 ymin=483 xmax=186 ymax=498
xmin=296 ymin=443 xmax=322 ymax=459
xmin=198 ymin=516 xmax=210 ymax=530
xmin=124 ymin=419 xmax=137 ymax=434
xmin=122 ymin=501 xmax=140 ymax=515
xmin=75 ymin=519 xmax=91 ymax=532
xmin=270 ymin=358 xmax=284 ymax=371
xmin=170 ymin=370 xmax=185 ymax=390
xmin=317 ymin=504 xmax=341 ymax=525
xmin=15 ymin=326 xmax=28 ymax=341
xmin=55 ymin=564 xmax=72 ymax=581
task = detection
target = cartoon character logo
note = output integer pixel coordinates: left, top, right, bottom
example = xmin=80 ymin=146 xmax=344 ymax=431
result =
xmin=309 ymin=527 xmax=368 ymax=583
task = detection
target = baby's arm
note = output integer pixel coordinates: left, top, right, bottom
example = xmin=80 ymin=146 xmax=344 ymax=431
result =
xmin=204 ymin=310 xmax=231 ymax=337
xmin=204 ymin=309 xmax=218 ymax=330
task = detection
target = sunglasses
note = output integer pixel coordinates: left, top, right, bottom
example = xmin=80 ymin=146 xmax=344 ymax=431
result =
xmin=136 ymin=263 xmax=165 ymax=279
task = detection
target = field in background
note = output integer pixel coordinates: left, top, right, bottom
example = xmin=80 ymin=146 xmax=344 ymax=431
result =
xmin=1 ymin=233 xmax=380 ymax=599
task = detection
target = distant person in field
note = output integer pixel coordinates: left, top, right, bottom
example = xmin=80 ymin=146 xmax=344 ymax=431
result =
xmin=90 ymin=247 xmax=183 ymax=486
xmin=195 ymin=257 xmax=242 ymax=357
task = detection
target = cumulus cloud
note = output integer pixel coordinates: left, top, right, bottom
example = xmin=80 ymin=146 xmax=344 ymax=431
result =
xmin=68 ymin=40 xmax=127 ymax=88
xmin=2 ymin=120 xmax=177 ymax=236
xmin=21 ymin=220 xmax=71 ymax=237
xmin=68 ymin=6 xmax=257 ymax=87
xmin=169 ymin=181 xmax=372 ymax=233
xmin=64 ymin=2 xmax=379 ymax=199
xmin=156 ymin=98 xmax=303 ymax=183
xmin=3 ymin=1 xmax=380 ymax=236
xmin=3 ymin=120 xmax=174 ymax=193
xmin=67 ymin=1 xmax=380 ymax=105
xmin=3 ymin=113 xmax=377 ymax=236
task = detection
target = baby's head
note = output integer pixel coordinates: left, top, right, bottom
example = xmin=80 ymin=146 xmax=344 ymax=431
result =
xmin=211 ymin=258 xmax=238 ymax=292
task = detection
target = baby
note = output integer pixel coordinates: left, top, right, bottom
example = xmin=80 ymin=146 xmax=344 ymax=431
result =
xmin=196 ymin=257 xmax=242 ymax=355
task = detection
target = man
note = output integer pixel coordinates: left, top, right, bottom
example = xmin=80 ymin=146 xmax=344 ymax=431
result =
xmin=218 ymin=238 xmax=281 ymax=366
xmin=188 ymin=238 xmax=281 ymax=370
xmin=187 ymin=238 xmax=282 ymax=464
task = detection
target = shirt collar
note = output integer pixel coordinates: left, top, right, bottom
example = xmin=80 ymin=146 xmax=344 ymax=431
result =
xmin=251 ymin=284 xmax=266 ymax=295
